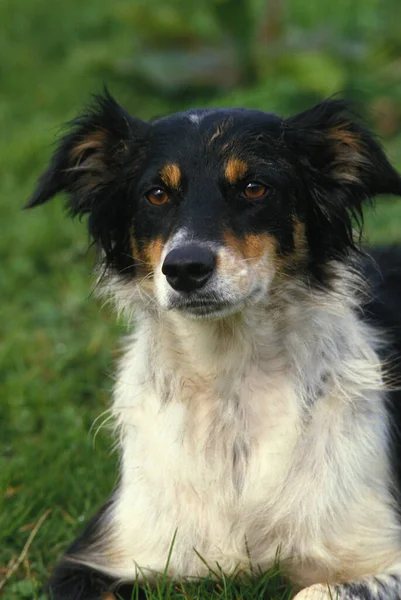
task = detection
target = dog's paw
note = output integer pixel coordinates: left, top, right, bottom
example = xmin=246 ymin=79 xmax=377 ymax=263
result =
xmin=293 ymin=583 xmax=335 ymax=600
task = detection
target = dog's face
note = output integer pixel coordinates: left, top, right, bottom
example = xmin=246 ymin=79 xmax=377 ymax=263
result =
xmin=128 ymin=108 xmax=299 ymax=318
xmin=28 ymin=93 xmax=401 ymax=319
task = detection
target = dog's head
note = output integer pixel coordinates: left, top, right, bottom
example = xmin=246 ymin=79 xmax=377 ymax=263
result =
xmin=28 ymin=92 xmax=401 ymax=319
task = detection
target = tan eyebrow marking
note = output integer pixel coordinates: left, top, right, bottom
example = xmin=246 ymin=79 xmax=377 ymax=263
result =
xmin=225 ymin=158 xmax=248 ymax=184
xmin=160 ymin=163 xmax=181 ymax=189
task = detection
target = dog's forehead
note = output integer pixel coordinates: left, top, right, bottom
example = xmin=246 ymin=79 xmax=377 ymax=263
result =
xmin=146 ymin=108 xmax=283 ymax=170
xmin=151 ymin=108 xmax=281 ymax=143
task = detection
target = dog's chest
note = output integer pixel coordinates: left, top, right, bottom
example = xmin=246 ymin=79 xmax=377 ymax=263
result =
xmin=118 ymin=361 xmax=301 ymax=523
xmin=187 ymin=373 xmax=292 ymax=466
xmin=111 ymin=322 xmax=393 ymax=581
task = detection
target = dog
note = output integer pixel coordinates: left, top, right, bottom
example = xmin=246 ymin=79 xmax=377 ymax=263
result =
xmin=28 ymin=92 xmax=401 ymax=600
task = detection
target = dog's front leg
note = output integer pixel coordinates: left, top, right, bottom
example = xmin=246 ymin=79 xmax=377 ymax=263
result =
xmin=47 ymin=559 xmax=115 ymax=600
xmin=294 ymin=572 xmax=401 ymax=600
xmin=47 ymin=559 xmax=143 ymax=600
xmin=46 ymin=499 xmax=147 ymax=600
xmin=47 ymin=558 xmax=146 ymax=600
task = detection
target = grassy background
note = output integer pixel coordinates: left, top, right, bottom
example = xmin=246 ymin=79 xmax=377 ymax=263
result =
xmin=1 ymin=0 xmax=401 ymax=598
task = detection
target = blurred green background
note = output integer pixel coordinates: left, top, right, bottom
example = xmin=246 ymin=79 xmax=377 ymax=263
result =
xmin=1 ymin=0 xmax=401 ymax=597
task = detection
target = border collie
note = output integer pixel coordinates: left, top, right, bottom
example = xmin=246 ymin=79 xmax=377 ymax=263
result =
xmin=28 ymin=93 xmax=401 ymax=600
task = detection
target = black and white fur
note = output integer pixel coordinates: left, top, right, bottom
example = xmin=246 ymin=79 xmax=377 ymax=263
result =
xmin=28 ymin=94 xmax=401 ymax=599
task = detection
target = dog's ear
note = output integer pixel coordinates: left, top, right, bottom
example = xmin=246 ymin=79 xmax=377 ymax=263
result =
xmin=26 ymin=90 xmax=149 ymax=272
xmin=26 ymin=90 xmax=149 ymax=217
xmin=284 ymin=99 xmax=401 ymax=198
xmin=283 ymin=99 xmax=401 ymax=260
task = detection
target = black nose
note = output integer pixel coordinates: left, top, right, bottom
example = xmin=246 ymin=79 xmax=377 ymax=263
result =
xmin=162 ymin=245 xmax=216 ymax=292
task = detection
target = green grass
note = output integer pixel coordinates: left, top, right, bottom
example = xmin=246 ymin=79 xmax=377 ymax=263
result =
xmin=117 ymin=563 xmax=293 ymax=600
xmin=1 ymin=0 xmax=401 ymax=598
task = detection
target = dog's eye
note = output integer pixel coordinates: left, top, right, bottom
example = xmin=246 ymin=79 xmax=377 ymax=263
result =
xmin=243 ymin=182 xmax=269 ymax=200
xmin=146 ymin=188 xmax=169 ymax=206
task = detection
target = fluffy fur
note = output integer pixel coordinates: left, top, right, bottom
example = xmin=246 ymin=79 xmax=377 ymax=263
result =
xmin=28 ymin=93 xmax=401 ymax=600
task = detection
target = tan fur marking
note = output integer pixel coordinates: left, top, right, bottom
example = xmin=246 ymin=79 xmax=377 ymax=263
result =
xmin=102 ymin=594 xmax=116 ymax=600
xmin=160 ymin=163 xmax=181 ymax=189
xmin=209 ymin=125 xmax=223 ymax=144
xmin=145 ymin=238 xmax=163 ymax=270
xmin=328 ymin=127 xmax=361 ymax=153
xmin=274 ymin=219 xmax=309 ymax=273
xmin=327 ymin=127 xmax=367 ymax=184
xmin=293 ymin=219 xmax=306 ymax=252
xmin=70 ymin=130 xmax=107 ymax=162
xmin=65 ymin=130 xmax=111 ymax=191
xmin=225 ymin=158 xmax=248 ymax=185
xmin=224 ymin=231 xmax=277 ymax=260
xmin=130 ymin=234 xmax=142 ymax=266
xmin=130 ymin=234 xmax=163 ymax=274
xmin=291 ymin=219 xmax=308 ymax=265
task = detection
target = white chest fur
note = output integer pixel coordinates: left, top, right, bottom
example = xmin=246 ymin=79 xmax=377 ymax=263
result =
xmin=84 ymin=291 xmax=401 ymax=588
xmin=113 ymin=337 xmax=300 ymax=577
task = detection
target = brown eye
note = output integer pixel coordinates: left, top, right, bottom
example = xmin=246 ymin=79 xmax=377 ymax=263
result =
xmin=146 ymin=188 xmax=169 ymax=206
xmin=243 ymin=182 xmax=268 ymax=199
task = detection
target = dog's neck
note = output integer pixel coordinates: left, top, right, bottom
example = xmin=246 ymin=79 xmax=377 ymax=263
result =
xmin=126 ymin=265 xmax=381 ymax=411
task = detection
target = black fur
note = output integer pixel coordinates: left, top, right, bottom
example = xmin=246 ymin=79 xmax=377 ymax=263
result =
xmin=48 ymin=561 xmax=136 ymax=600
xmin=361 ymin=248 xmax=401 ymax=501
xmin=338 ymin=574 xmax=401 ymax=599
xmin=48 ymin=502 xmax=142 ymax=600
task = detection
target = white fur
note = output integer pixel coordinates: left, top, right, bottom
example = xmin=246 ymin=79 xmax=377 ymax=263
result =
xmin=187 ymin=113 xmax=203 ymax=125
xmin=74 ymin=258 xmax=401 ymax=595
